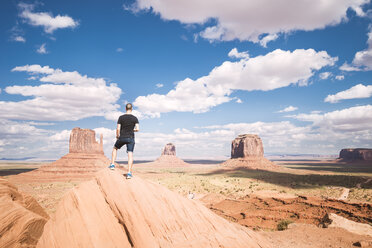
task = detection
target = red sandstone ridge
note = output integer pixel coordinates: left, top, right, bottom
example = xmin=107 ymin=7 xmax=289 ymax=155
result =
xmin=11 ymin=128 xmax=110 ymax=182
xmin=147 ymin=143 xmax=189 ymax=167
xmin=339 ymin=148 xmax=372 ymax=162
xmin=223 ymin=134 xmax=278 ymax=169
xmin=0 ymin=178 xmax=48 ymax=248
xmin=37 ymin=169 xmax=269 ymax=248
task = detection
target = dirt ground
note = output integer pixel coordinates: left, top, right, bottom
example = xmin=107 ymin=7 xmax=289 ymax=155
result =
xmin=1 ymin=159 xmax=372 ymax=247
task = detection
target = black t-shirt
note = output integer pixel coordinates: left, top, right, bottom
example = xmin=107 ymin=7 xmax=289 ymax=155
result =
xmin=117 ymin=114 xmax=139 ymax=138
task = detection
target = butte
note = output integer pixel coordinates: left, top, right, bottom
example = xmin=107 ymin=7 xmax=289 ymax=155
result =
xmin=222 ymin=134 xmax=278 ymax=169
xmin=11 ymin=127 xmax=110 ymax=182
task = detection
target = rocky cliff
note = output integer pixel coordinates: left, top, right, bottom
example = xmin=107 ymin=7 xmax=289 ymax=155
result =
xmin=37 ymin=169 xmax=268 ymax=248
xmin=150 ymin=143 xmax=189 ymax=167
xmin=339 ymin=148 xmax=372 ymax=161
xmin=161 ymin=143 xmax=176 ymax=156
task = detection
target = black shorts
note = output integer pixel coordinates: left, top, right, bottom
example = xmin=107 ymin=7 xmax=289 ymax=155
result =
xmin=114 ymin=137 xmax=135 ymax=152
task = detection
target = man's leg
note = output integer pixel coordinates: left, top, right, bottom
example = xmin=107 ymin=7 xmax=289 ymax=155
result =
xmin=111 ymin=147 xmax=118 ymax=165
xmin=127 ymin=151 xmax=133 ymax=173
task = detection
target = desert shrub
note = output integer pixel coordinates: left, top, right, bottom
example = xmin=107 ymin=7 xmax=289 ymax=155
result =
xmin=277 ymin=219 xmax=293 ymax=231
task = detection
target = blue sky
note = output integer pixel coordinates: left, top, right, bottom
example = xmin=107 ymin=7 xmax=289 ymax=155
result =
xmin=1 ymin=0 xmax=372 ymax=160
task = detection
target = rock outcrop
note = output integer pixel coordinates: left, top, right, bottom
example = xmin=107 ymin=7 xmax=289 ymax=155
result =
xmin=231 ymin=134 xmax=264 ymax=158
xmin=223 ymin=134 xmax=278 ymax=169
xmin=147 ymin=143 xmax=189 ymax=167
xmin=37 ymin=169 xmax=268 ymax=248
xmin=339 ymin=148 xmax=372 ymax=161
xmin=69 ymin=127 xmax=104 ymax=154
xmin=11 ymin=128 xmax=110 ymax=182
xmin=0 ymin=178 xmax=48 ymax=248
xmin=161 ymin=143 xmax=176 ymax=156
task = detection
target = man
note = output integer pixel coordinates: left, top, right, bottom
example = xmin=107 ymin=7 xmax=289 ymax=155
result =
xmin=109 ymin=103 xmax=139 ymax=179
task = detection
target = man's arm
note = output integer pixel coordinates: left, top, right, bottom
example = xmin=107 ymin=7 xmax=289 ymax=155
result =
xmin=116 ymin=124 xmax=121 ymax=139
xmin=133 ymin=123 xmax=139 ymax=132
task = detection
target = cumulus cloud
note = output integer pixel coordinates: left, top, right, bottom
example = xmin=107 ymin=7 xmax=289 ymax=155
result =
xmin=130 ymin=0 xmax=368 ymax=44
xmin=134 ymin=49 xmax=337 ymax=117
xmin=278 ymin=106 xmax=298 ymax=113
xmin=1 ymin=64 xmax=122 ymax=121
xmin=319 ymin=72 xmax=331 ymax=79
xmin=335 ymin=75 xmax=345 ymax=80
xmin=13 ymin=36 xmax=26 ymax=42
xmin=228 ymin=48 xmax=249 ymax=59
xmin=36 ymin=43 xmax=48 ymax=54
xmin=18 ymin=3 xmax=78 ymax=33
xmin=293 ymin=105 xmax=372 ymax=132
xmin=324 ymin=84 xmax=372 ymax=103
xmin=156 ymin=83 xmax=164 ymax=88
xmin=340 ymin=62 xmax=362 ymax=71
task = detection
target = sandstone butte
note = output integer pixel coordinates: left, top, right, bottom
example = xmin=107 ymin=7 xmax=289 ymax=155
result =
xmin=223 ymin=134 xmax=278 ymax=169
xmin=0 ymin=178 xmax=49 ymax=248
xmin=12 ymin=128 xmax=110 ymax=182
xmin=148 ymin=143 xmax=189 ymax=167
xmin=37 ymin=169 xmax=269 ymax=248
xmin=339 ymin=148 xmax=372 ymax=161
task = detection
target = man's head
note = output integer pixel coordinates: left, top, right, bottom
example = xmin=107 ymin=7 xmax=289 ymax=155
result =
xmin=126 ymin=103 xmax=133 ymax=112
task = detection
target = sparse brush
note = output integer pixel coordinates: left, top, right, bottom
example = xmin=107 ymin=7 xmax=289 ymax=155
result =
xmin=277 ymin=219 xmax=293 ymax=231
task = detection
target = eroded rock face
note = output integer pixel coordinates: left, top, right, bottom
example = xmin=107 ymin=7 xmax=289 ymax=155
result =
xmin=0 ymin=178 xmax=48 ymax=248
xmin=11 ymin=128 xmax=109 ymax=182
xmin=161 ymin=143 xmax=176 ymax=156
xmin=69 ymin=127 xmax=104 ymax=154
xmin=37 ymin=169 xmax=269 ymax=248
xmin=339 ymin=148 xmax=372 ymax=161
xmin=231 ymin=134 xmax=264 ymax=159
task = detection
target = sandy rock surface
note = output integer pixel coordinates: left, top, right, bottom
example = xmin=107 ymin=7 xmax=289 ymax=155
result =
xmin=37 ymin=169 xmax=269 ymax=248
xmin=0 ymin=178 xmax=48 ymax=248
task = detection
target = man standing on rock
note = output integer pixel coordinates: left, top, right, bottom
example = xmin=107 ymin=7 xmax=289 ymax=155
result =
xmin=109 ymin=103 xmax=139 ymax=179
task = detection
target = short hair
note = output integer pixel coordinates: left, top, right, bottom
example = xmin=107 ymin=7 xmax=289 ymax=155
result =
xmin=126 ymin=103 xmax=133 ymax=111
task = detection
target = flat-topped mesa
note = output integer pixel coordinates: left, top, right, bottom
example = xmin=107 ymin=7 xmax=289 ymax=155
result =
xmin=161 ymin=143 xmax=176 ymax=156
xmin=339 ymin=148 xmax=372 ymax=161
xmin=223 ymin=134 xmax=278 ymax=169
xmin=231 ymin=134 xmax=264 ymax=159
xmin=69 ymin=127 xmax=104 ymax=154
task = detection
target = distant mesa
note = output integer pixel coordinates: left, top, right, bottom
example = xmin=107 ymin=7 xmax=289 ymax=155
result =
xmin=161 ymin=143 xmax=176 ymax=156
xmin=10 ymin=127 xmax=110 ymax=182
xmin=339 ymin=148 xmax=372 ymax=161
xmin=146 ymin=143 xmax=189 ymax=167
xmin=69 ymin=127 xmax=104 ymax=154
xmin=223 ymin=134 xmax=278 ymax=169
xmin=0 ymin=178 xmax=48 ymax=248
xmin=231 ymin=134 xmax=264 ymax=158
xmin=36 ymin=169 xmax=269 ymax=248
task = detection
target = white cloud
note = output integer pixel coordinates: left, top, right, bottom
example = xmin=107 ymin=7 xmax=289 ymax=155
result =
xmin=36 ymin=43 xmax=48 ymax=54
xmin=340 ymin=62 xmax=362 ymax=71
xmin=293 ymin=105 xmax=372 ymax=132
xmin=259 ymin=34 xmax=278 ymax=48
xmin=319 ymin=72 xmax=331 ymax=79
xmin=335 ymin=75 xmax=345 ymax=80
xmin=116 ymin=48 xmax=123 ymax=52
xmin=131 ymin=0 xmax=368 ymax=44
xmin=278 ymin=106 xmax=298 ymax=113
xmin=134 ymin=49 xmax=337 ymax=117
xmin=156 ymin=83 xmax=164 ymax=88
xmin=1 ymin=64 xmax=122 ymax=121
xmin=228 ymin=48 xmax=249 ymax=59
xmin=235 ymin=98 xmax=242 ymax=103
xmin=18 ymin=3 xmax=78 ymax=34
xmin=13 ymin=36 xmax=26 ymax=42
xmin=324 ymin=84 xmax=372 ymax=103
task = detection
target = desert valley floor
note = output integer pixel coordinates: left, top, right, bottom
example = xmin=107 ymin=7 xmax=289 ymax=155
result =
xmin=1 ymin=158 xmax=371 ymax=248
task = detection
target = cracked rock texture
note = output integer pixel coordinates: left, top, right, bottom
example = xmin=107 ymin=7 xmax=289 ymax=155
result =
xmin=37 ymin=169 xmax=268 ymax=248
xmin=0 ymin=178 xmax=48 ymax=248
